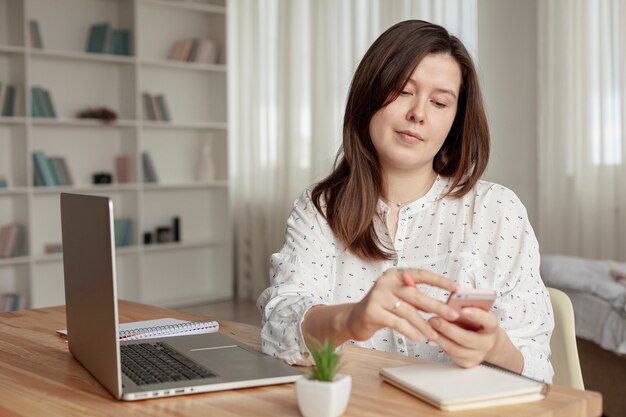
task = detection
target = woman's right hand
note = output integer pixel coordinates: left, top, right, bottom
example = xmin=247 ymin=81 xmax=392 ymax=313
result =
xmin=345 ymin=268 xmax=460 ymax=342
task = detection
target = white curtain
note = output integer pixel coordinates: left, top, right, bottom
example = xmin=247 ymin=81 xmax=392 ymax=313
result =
xmin=228 ymin=0 xmax=478 ymax=300
xmin=538 ymin=0 xmax=626 ymax=262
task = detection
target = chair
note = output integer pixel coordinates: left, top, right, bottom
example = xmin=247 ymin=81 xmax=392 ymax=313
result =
xmin=547 ymin=287 xmax=585 ymax=389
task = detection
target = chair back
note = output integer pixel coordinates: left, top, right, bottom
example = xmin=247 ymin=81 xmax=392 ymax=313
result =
xmin=547 ymin=287 xmax=585 ymax=389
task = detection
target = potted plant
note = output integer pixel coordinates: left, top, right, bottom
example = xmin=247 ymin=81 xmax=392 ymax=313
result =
xmin=295 ymin=337 xmax=352 ymax=417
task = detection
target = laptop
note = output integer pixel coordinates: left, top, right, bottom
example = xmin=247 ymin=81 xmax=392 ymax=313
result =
xmin=60 ymin=192 xmax=302 ymax=401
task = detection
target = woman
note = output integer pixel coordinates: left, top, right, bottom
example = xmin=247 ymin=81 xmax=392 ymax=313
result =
xmin=257 ymin=20 xmax=553 ymax=382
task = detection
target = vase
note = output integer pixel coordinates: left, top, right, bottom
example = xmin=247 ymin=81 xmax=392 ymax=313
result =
xmin=295 ymin=374 xmax=352 ymax=417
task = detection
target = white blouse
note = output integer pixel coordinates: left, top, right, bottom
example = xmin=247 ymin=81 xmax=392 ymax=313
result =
xmin=257 ymin=176 xmax=554 ymax=383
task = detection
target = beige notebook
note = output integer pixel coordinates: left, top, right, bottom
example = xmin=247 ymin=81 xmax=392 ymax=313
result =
xmin=380 ymin=362 xmax=549 ymax=412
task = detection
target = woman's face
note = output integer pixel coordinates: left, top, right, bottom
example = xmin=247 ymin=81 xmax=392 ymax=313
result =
xmin=369 ymin=53 xmax=461 ymax=176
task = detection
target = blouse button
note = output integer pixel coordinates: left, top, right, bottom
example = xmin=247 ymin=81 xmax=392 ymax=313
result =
xmin=397 ymin=338 xmax=404 ymax=345
xmin=303 ymin=352 xmax=310 ymax=358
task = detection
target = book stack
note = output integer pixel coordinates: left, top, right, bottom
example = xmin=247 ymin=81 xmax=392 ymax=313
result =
xmin=32 ymin=151 xmax=73 ymax=187
xmin=142 ymin=93 xmax=171 ymax=121
xmin=142 ymin=151 xmax=159 ymax=183
xmin=1 ymin=293 xmax=26 ymax=312
xmin=0 ymin=83 xmax=20 ymax=117
xmin=0 ymin=223 xmax=26 ymax=258
xmin=31 ymin=86 xmax=57 ymax=118
xmin=86 ymin=23 xmax=131 ymax=56
xmin=114 ymin=218 xmax=133 ymax=247
xmin=0 ymin=177 xmax=7 ymax=188
xmin=29 ymin=20 xmax=43 ymax=48
xmin=168 ymin=38 xmax=218 ymax=64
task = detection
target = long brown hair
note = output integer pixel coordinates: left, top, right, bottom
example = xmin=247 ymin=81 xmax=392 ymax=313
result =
xmin=312 ymin=20 xmax=490 ymax=261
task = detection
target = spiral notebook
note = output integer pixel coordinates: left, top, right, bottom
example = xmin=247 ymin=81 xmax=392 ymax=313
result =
xmin=380 ymin=362 xmax=549 ymax=411
xmin=57 ymin=317 xmax=219 ymax=341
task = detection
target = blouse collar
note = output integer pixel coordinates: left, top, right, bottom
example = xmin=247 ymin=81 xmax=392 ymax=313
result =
xmin=377 ymin=175 xmax=450 ymax=215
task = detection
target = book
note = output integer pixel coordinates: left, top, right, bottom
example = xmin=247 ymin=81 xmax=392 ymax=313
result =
xmin=56 ymin=317 xmax=219 ymax=341
xmin=2 ymin=85 xmax=16 ymax=117
xmin=29 ymin=20 xmax=44 ymax=48
xmin=194 ymin=39 xmax=218 ymax=64
xmin=86 ymin=23 xmax=110 ymax=53
xmin=142 ymin=151 xmax=159 ymax=183
xmin=380 ymin=362 xmax=549 ymax=412
xmin=32 ymin=151 xmax=55 ymax=186
xmin=155 ymin=94 xmax=171 ymax=121
xmin=142 ymin=93 xmax=156 ymax=120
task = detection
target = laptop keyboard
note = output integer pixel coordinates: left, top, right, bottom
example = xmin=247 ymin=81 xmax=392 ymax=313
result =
xmin=121 ymin=342 xmax=215 ymax=386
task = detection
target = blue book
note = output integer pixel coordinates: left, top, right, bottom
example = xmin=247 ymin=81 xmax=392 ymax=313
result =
xmin=87 ymin=23 xmax=110 ymax=53
xmin=42 ymin=89 xmax=56 ymax=118
xmin=30 ymin=20 xmax=43 ymax=48
xmin=46 ymin=158 xmax=61 ymax=186
xmin=32 ymin=151 xmax=55 ymax=186
xmin=155 ymin=95 xmax=171 ymax=121
xmin=31 ymin=87 xmax=44 ymax=118
xmin=110 ymin=30 xmax=131 ymax=55
xmin=2 ymin=86 xmax=15 ymax=117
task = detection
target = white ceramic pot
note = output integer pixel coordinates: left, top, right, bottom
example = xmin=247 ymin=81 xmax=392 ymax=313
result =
xmin=295 ymin=374 xmax=352 ymax=417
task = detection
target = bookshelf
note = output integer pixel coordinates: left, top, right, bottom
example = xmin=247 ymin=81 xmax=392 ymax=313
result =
xmin=0 ymin=0 xmax=232 ymax=309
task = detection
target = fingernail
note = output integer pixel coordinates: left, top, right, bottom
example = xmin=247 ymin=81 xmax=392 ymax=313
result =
xmin=402 ymin=272 xmax=414 ymax=286
xmin=445 ymin=308 xmax=460 ymax=320
xmin=463 ymin=308 xmax=475 ymax=317
xmin=430 ymin=317 xmax=441 ymax=328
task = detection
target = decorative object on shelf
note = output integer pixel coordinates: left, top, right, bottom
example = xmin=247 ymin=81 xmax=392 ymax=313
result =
xmin=0 ymin=176 xmax=7 ymax=188
xmin=172 ymin=216 xmax=181 ymax=242
xmin=77 ymin=107 xmax=118 ymax=123
xmin=196 ymin=136 xmax=216 ymax=181
xmin=31 ymin=86 xmax=56 ymax=118
xmin=143 ymin=232 xmax=153 ymax=245
xmin=92 ymin=172 xmax=112 ymax=184
xmin=44 ymin=243 xmax=63 ymax=254
xmin=142 ymin=92 xmax=171 ymax=121
xmin=86 ymin=23 xmax=131 ymax=56
xmin=32 ymin=151 xmax=73 ymax=186
xmin=168 ymin=38 xmax=218 ymax=64
xmin=141 ymin=151 xmax=159 ymax=183
xmin=0 ymin=223 xmax=26 ymax=258
xmin=29 ymin=20 xmax=44 ymax=48
xmin=156 ymin=226 xmax=172 ymax=243
xmin=296 ymin=337 xmax=351 ymax=417
xmin=0 ymin=83 xmax=19 ymax=117
xmin=115 ymin=154 xmax=133 ymax=183
xmin=114 ymin=218 xmax=133 ymax=247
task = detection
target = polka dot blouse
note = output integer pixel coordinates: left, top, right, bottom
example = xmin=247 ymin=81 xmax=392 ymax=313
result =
xmin=257 ymin=176 xmax=554 ymax=383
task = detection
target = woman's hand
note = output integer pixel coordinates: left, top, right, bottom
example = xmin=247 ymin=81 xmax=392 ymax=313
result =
xmin=345 ymin=268 xmax=460 ymax=343
xmin=428 ymin=307 xmax=524 ymax=373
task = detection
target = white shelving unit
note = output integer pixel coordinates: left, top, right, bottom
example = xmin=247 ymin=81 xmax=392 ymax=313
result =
xmin=0 ymin=0 xmax=232 ymax=309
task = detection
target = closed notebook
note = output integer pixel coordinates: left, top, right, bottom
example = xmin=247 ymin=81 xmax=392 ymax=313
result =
xmin=57 ymin=317 xmax=219 ymax=341
xmin=380 ymin=362 xmax=549 ymax=412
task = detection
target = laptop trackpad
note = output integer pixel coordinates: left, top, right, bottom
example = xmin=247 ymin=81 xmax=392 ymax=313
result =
xmin=186 ymin=345 xmax=281 ymax=380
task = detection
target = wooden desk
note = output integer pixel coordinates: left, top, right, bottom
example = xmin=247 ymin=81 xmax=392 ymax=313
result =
xmin=0 ymin=301 xmax=602 ymax=417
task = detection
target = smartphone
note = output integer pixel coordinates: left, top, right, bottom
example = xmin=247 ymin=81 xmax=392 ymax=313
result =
xmin=446 ymin=288 xmax=496 ymax=331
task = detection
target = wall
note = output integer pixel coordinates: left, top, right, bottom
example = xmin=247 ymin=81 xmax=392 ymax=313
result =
xmin=477 ymin=0 xmax=538 ymax=222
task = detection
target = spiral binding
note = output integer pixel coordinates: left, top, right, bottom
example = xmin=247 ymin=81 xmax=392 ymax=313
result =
xmin=119 ymin=320 xmax=219 ymax=341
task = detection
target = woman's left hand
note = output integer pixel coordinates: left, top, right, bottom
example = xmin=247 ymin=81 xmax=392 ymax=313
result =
xmin=427 ymin=307 xmax=502 ymax=368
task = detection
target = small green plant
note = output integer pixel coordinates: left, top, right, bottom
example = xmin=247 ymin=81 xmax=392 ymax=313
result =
xmin=306 ymin=336 xmax=340 ymax=382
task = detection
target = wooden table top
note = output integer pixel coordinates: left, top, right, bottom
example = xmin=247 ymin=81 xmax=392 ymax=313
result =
xmin=0 ymin=300 xmax=602 ymax=417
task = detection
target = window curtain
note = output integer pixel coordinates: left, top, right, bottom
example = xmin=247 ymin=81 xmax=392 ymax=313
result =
xmin=228 ymin=0 xmax=478 ymax=300
xmin=538 ymin=0 xmax=626 ymax=261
